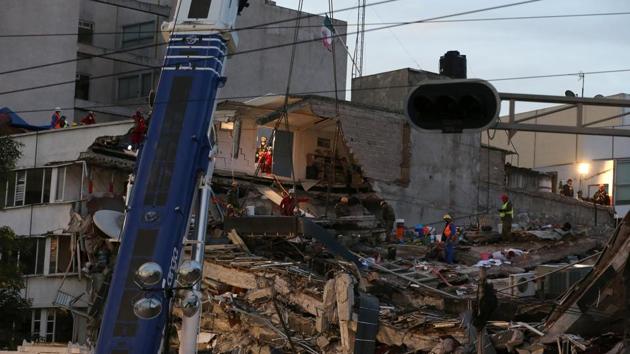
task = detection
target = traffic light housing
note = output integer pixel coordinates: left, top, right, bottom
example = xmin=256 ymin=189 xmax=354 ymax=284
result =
xmin=405 ymin=79 xmax=500 ymax=133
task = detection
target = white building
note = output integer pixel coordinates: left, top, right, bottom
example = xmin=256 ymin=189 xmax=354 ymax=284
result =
xmin=484 ymin=93 xmax=630 ymax=216
xmin=0 ymin=121 xmax=133 ymax=344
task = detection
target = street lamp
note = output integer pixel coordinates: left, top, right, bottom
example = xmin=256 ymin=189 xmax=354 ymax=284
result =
xmin=577 ymin=162 xmax=590 ymax=198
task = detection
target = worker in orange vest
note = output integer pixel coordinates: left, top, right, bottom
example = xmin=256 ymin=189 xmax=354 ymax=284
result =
xmin=50 ymin=107 xmax=62 ymax=129
xmin=441 ymin=214 xmax=457 ymax=264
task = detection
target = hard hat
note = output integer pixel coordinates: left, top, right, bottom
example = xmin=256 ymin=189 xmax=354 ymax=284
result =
xmin=340 ymin=196 xmax=349 ymax=203
xmin=501 ymin=194 xmax=509 ymax=201
xmin=288 ymin=188 xmax=295 ymax=194
xmin=55 ymin=107 xmax=61 ymax=111
xmin=443 ymin=214 xmax=452 ymax=221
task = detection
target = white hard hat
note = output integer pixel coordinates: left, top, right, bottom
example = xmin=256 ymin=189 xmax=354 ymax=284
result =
xmin=288 ymin=188 xmax=295 ymax=194
xmin=55 ymin=107 xmax=61 ymax=111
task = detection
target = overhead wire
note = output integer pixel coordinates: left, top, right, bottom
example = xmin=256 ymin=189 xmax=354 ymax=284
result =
xmin=11 ymin=66 xmax=630 ymax=116
xmin=0 ymin=0 xmax=543 ymax=95
xmin=4 ymin=11 xmax=630 ymax=38
xmin=0 ymin=0 xmax=405 ymax=77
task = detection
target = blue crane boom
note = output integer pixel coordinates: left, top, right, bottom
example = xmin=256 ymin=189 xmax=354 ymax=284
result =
xmin=95 ymin=1 xmax=246 ymax=352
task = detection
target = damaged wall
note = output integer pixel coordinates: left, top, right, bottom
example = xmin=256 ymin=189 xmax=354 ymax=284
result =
xmin=480 ymin=147 xmax=614 ymax=228
xmin=12 ymin=121 xmax=133 ymax=169
xmin=309 ymin=97 xmax=482 ymax=225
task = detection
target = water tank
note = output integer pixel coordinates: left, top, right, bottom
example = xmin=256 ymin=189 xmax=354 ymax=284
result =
xmin=439 ymin=51 xmax=467 ymax=79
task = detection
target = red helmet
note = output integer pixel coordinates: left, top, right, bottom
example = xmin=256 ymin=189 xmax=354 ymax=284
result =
xmin=501 ymin=194 xmax=509 ymax=202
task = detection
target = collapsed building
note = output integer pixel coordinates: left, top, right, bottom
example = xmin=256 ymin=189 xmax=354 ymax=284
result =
xmin=1 ymin=69 xmax=625 ymax=353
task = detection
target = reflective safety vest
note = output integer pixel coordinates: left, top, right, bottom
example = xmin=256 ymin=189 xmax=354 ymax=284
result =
xmin=500 ymin=201 xmax=514 ymax=218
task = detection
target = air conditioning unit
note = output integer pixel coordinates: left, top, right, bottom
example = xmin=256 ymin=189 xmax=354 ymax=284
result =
xmin=509 ymin=272 xmax=536 ymax=297
xmin=536 ymin=264 xmax=593 ymax=298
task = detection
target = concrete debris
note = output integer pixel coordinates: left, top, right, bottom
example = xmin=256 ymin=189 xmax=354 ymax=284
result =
xmin=161 ymin=188 xmax=624 ymax=353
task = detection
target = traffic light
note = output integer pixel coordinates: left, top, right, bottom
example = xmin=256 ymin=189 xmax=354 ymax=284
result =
xmin=405 ymin=79 xmax=500 ymax=133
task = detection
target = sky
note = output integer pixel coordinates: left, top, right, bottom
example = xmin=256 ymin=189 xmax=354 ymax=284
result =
xmin=274 ymin=0 xmax=630 ymax=105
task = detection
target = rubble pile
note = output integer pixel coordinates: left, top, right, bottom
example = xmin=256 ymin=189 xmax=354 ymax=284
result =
xmin=165 ymin=211 xmax=627 ymax=354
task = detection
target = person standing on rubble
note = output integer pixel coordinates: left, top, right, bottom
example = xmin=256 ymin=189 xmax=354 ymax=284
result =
xmin=442 ymin=214 xmax=457 ymax=264
xmin=379 ymin=200 xmax=395 ymax=236
xmin=335 ymin=196 xmax=351 ymax=217
xmin=226 ymin=181 xmax=241 ymax=216
xmin=498 ymin=194 xmax=514 ymax=241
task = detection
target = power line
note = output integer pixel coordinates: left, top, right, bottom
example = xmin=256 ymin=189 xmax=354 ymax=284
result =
xmin=0 ymin=0 xmax=403 ymax=77
xmin=9 ymin=67 xmax=630 ymax=115
xmin=0 ymin=0 xmax=542 ymax=96
xmin=4 ymin=11 xmax=630 ymax=38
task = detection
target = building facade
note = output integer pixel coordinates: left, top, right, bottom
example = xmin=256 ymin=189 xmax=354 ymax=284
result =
xmin=483 ymin=94 xmax=630 ymax=217
xmin=0 ymin=122 xmax=133 ymax=344
xmin=1 ymin=0 xmax=346 ymax=125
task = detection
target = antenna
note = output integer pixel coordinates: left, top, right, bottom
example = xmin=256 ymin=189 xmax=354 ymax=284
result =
xmin=352 ymin=0 xmax=366 ymax=78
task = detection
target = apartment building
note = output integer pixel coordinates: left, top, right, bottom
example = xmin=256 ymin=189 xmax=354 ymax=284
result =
xmin=0 ymin=121 xmax=134 ymax=344
xmin=1 ymin=0 xmax=346 ymax=125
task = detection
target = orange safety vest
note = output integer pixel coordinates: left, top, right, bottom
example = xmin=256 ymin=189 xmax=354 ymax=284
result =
xmin=443 ymin=223 xmax=454 ymax=240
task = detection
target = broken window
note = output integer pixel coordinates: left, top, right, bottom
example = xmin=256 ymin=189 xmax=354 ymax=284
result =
xmin=54 ymin=164 xmax=83 ymax=202
xmin=49 ymin=235 xmax=76 ymax=274
xmin=1 ymin=169 xmax=52 ymax=208
xmin=19 ymin=236 xmax=74 ymax=275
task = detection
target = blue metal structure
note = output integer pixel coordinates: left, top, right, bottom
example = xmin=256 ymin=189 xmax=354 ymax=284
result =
xmin=95 ymin=1 xmax=245 ymax=352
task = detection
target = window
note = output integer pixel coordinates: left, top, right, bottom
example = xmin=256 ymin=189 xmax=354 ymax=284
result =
xmin=616 ymin=160 xmax=630 ymax=205
xmin=31 ymin=309 xmax=42 ymax=341
xmin=78 ymin=20 xmax=94 ymax=44
xmin=20 ymin=238 xmax=46 ymax=275
xmin=75 ymin=73 xmax=90 ymax=100
xmin=46 ymin=310 xmax=55 ymax=342
xmin=118 ymin=76 xmax=139 ymax=100
xmin=1 ymin=169 xmax=51 ymax=208
xmin=49 ymin=235 xmax=76 ymax=274
xmin=188 ymin=0 xmax=212 ymax=18
xmin=118 ymin=73 xmax=152 ymax=100
xmin=122 ymin=21 xmax=155 ymax=48
xmin=54 ymin=164 xmax=83 ymax=202
xmin=29 ymin=309 xmax=72 ymax=343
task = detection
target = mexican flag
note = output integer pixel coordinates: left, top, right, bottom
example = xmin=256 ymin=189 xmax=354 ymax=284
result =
xmin=321 ymin=15 xmax=335 ymax=51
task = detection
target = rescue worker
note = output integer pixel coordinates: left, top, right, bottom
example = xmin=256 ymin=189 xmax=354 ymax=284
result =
xmin=80 ymin=111 xmax=96 ymax=125
xmin=255 ymin=136 xmax=268 ymax=162
xmin=498 ymin=194 xmax=514 ymax=241
xmin=561 ymin=179 xmax=575 ymax=197
xmin=442 ymin=214 xmax=457 ymax=264
xmin=59 ymin=115 xmax=69 ymax=128
xmin=226 ymin=181 xmax=241 ymax=216
xmin=593 ymin=185 xmax=611 ymax=205
xmin=130 ymin=110 xmax=147 ymax=149
xmin=280 ymin=189 xmax=298 ymax=216
xmin=334 ymin=196 xmax=351 ymax=217
xmin=50 ymin=107 xmax=62 ymax=129
xmin=280 ymin=188 xmax=308 ymax=216
xmin=379 ymin=200 xmax=395 ymax=235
